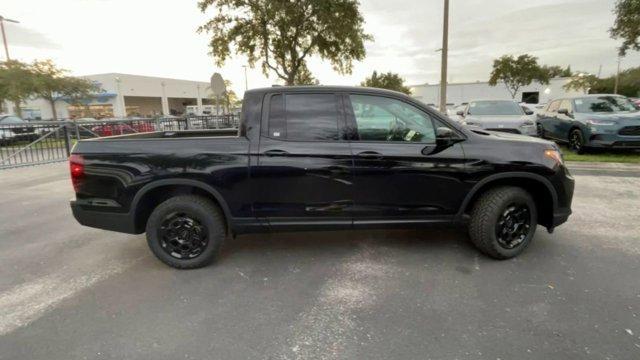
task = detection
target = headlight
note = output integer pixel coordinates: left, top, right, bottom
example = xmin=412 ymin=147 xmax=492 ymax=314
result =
xmin=586 ymin=119 xmax=616 ymax=126
xmin=544 ymin=148 xmax=564 ymax=165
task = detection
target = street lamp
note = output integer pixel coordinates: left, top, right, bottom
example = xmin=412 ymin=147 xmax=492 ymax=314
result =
xmin=0 ymin=15 xmax=19 ymax=61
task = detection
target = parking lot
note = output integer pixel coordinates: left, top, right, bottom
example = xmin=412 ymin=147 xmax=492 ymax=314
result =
xmin=0 ymin=163 xmax=639 ymax=360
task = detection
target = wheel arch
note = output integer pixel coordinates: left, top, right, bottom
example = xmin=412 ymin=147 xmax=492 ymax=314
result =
xmin=458 ymin=172 xmax=558 ymax=229
xmin=131 ymin=179 xmax=233 ymax=234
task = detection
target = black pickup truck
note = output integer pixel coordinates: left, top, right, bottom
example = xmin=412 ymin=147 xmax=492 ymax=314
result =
xmin=70 ymin=86 xmax=574 ymax=268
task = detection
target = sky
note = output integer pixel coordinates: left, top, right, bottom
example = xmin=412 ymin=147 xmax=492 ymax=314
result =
xmin=2 ymin=0 xmax=638 ymax=97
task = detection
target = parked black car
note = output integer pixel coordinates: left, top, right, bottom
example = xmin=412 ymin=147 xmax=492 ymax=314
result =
xmin=69 ymin=86 xmax=574 ymax=269
xmin=536 ymin=95 xmax=640 ymax=153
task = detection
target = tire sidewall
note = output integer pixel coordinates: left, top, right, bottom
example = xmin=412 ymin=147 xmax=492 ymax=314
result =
xmin=146 ymin=197 xmax=224 ymax=269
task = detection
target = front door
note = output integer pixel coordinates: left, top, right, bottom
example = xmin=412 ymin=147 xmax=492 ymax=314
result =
xmin=556 ymin=99 xmax=575 ymax=139
xmin=538 ymin=100 xmax=560 ymax=139
xmin=344 ymin=93 xmax=468 ymax=225
xmin=253 ymin=92 xmax=354 ymax=230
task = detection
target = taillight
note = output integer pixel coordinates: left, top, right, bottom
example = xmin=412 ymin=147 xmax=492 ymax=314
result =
xmin=69 ymin=154 xmax=85 ymax=192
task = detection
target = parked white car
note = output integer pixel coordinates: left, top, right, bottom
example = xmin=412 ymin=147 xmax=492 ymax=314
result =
xmin=0 ymin=115 xmax=38 ymax=143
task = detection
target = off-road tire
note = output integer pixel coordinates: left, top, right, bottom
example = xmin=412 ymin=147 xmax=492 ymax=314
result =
xmin=469 ymin=187 xmax=537 ymax=259
xmin=146 ymin=195 xmax=225 ymax=269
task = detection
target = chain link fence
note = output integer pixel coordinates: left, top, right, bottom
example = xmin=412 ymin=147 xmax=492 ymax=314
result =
xmin=0 ymin=115 xmax=240 ymax=170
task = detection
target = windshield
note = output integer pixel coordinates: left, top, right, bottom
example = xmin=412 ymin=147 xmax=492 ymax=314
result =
xmin=573 ymin=96 xmax=640 ymax=113
xmin=0 ymin=116 xmax=25 ymax=124
xmin=468 ymin=101 xmax=524 ymax=116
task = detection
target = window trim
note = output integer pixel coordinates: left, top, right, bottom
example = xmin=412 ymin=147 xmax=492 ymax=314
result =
xmin=344 ymin=92 xmax=441 ymax=145
xmin=261 ymin=92 xmax=346 ymax=143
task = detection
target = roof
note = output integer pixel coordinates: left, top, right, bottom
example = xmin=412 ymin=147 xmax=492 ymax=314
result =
xmin=79 ymin=72 xmax=210 ymax=84
xmin=560 ymin=94 xmax=626 ymax=99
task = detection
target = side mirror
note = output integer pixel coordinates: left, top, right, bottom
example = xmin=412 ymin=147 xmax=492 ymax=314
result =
xmin=423 ymin=127 xmax=462 ymax=155
xmin=557 ymin=108 xmax=569 ymax=115
xmin=524 ymin=109 xmax=534 ymax=115
xmin=435 ymin=127 xmax=460 ymax=147
xmin=456 ymin=110 xmax=465 ymax=117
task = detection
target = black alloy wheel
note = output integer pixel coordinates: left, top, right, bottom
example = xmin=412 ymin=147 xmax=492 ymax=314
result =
xmin=495 ymin=204 xmax=531 ymax=250
xmin=569 ymin=129 xmax=585 ymax=154
xmin=159 ymin=212 xmax=208 ymax=259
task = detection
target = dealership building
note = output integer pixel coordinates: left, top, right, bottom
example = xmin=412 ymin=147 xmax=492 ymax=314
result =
xmin=7 ymin=73 xmax=219 ymax=120
xmin=410 ymin=77 xmax=584 ymax=106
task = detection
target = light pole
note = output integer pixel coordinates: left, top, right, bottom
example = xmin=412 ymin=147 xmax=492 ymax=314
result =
xmin=614 ymin=56 xmax=621 ymax=95
xmin=439 ymin=0 xmax=449 ymax=113
xmin=0 ymin=15 xmax=19 ymax=61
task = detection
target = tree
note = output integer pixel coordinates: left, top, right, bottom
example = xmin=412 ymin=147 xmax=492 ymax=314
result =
xmin=197 ymin=0 xmax=372 ymax=85
xmin=610 ymin=0 xmax=640 ymax=56
xmin=488 ymin=54 xmax=550 ymax=99
xmin=563 ymin=73 xmax=600 ymax=94
xmin=543 ymin=65 xmax=573 ymax=78
xmin=0 ymin=60 xmax=36 ymax=117
xmin=360 ymin=71 xmax=411 ymax=94
xmin=31 ymin=60 xmax=99 ymax=121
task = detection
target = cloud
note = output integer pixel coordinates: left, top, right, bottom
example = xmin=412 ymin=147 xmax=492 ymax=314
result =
xmin=1 ymin=22 xmax=60 ymax=50
xmin=351 ymin=0 xmax=637 ymax=86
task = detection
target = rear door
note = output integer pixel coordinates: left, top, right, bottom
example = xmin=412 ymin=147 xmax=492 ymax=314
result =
xmin=252 ymin=92 xmax=354 ymax=229
xmin=344 ymin=93 xmax=468 ymax=224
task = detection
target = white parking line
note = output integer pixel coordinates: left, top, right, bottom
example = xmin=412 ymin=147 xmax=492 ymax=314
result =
xmin=0 ymin=258 xmax=139 ymax=336
xmin=277 ymin=244 xmax=396 ymax=360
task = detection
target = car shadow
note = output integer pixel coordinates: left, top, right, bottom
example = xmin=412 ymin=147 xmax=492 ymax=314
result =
xmin=216 ymin=226 xmax=476 ymax=263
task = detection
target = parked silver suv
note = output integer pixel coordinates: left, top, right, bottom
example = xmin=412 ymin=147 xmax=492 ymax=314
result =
xmin=457 ymin=100 xmax=537 ymax=136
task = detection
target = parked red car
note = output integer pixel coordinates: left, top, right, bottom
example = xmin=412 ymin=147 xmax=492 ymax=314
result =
xmin=90 ymin=121 xmax=155 ymax=137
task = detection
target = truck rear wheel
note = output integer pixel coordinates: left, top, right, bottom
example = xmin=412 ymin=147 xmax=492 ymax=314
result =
xmin=146 ymin=195 xmax=225 ymax=269
xmin=469 ymin=187 xmax=537 ymax=259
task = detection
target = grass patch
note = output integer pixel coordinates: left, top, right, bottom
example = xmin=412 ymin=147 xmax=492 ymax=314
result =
xmin=560 ymin=146 xmax=640 ymax=163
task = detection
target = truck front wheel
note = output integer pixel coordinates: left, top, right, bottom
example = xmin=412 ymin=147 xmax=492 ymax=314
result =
xmin=468 ymin=187 xmax=537 ymax=259
xmin=146 ymin=195 xmax=225 ymax=269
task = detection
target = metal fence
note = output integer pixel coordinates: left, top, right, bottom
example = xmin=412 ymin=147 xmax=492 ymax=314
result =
xmin=0 ymin=114 xmax=240 ymax=170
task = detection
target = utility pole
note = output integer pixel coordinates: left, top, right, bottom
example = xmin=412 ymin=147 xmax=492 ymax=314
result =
xmin=0 ymin=15 xmax=20 ymax=61
xmin=614 ymin=56 xmax=621 ymax=95
xmin=242 ymin=65 xmax=248 ymax=92
xmin=439 ymin=0 xmax=449 ymax=113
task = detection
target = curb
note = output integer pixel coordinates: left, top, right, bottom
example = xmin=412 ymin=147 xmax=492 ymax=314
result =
xmin=566 ymin=161 xmax=640 ymax=176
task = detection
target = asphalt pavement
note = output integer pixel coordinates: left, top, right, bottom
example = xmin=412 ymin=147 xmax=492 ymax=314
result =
xmin=0 ymin=163 xmax=638 ymax=360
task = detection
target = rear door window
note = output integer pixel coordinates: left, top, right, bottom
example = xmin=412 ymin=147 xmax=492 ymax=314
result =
xmin=558 ymin=100 xmax=572 ymax=113
xmin=266 ymin=93 xmax=340 ymax=141
xmin=547 ymin=100 xmax=560 ymax=113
